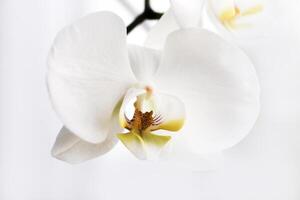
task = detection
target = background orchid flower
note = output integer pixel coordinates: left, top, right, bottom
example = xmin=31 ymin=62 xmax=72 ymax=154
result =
xmin=47 ymin=11 xmax=260 ymax=164
xmin=146 ymin=0 xmax=279 ymax=49
xmin=205 ymin=0 xmax=279 ymax=39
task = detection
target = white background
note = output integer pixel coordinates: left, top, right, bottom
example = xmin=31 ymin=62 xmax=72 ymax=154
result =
xmin=0 ymin=0 xmax=299 ymax=199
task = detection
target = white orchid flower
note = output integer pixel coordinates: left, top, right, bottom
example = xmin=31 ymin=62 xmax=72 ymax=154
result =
xmin=146 ymin=0 xmax=278 ymax=49
xmin=207 ymin=0 xmax=265 ymax=33
xmin=47 ymin=11 xmax=260 ymax=164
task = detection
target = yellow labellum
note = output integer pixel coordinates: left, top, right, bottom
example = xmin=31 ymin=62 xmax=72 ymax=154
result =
xmin=158 ymin=119 xmax=185 ymax=132
xmin=117 ymin=130 xmax=171 ymax=160
xmin=117 ymin=95 xmax=184 ymax=159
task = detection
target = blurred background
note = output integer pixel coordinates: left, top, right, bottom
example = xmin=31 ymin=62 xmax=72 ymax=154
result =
xmin=0 ymin=0 xmax=299 ymax=199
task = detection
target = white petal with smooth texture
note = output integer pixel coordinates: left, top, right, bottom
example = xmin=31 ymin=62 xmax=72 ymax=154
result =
xmin=170 ymin=0 xmax=205 ymax=28
xmin=51 ymin=100 xmax=123 ymax=164
xmin=128 ymin=45 xmax=161 ymax=82
xmin=144 ymin=10 xmax=179 ymax=50
xmin=51 ymin=126 xmax=118 ymax=164
xmin=154 ymin=28 xmax=260 ymax=153
xmin=47 ymin=12 xmax=136 ymax=143
xmin=208 ymin=0 xmax=235 ymax=14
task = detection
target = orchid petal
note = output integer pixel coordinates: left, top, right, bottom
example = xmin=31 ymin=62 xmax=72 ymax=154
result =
xmin=128 ymin=45 xmax=161 ymax=82
xmin=144 ymin=10 xmax=179 ymax=50
xmin=154 ymin=28 xmax=260 ymax=153
xmin=47 ymin=12 xmax=136 ymax=143
xmin=209 ymin=0 xmax=235 ymax=16
xmin=51 ymin=127 xmax=118 ymax=164
xmin=51 ymin=95 xmax=123 ymax=164
xmin=170 ymin=0 xmax=205 ymax=28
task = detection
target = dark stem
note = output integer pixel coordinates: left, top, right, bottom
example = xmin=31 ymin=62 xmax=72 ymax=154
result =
xmin=127 ymin=0 xmax=164 ymax=34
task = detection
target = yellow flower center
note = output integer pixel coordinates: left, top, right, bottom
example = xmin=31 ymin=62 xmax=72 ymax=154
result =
xmin=125 ymin=109 xmax=162 ymax=134
xmin=116 ymin=88 xmax=185 ymax=160
xmin=219 ymin=4 xmax=263 ymax=30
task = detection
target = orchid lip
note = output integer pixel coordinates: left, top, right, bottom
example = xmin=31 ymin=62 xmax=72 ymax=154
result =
xmin=120 ymin=87 xmax=183 ymax=134
xmin=116 ymin=86 xmax=186 ymax=160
